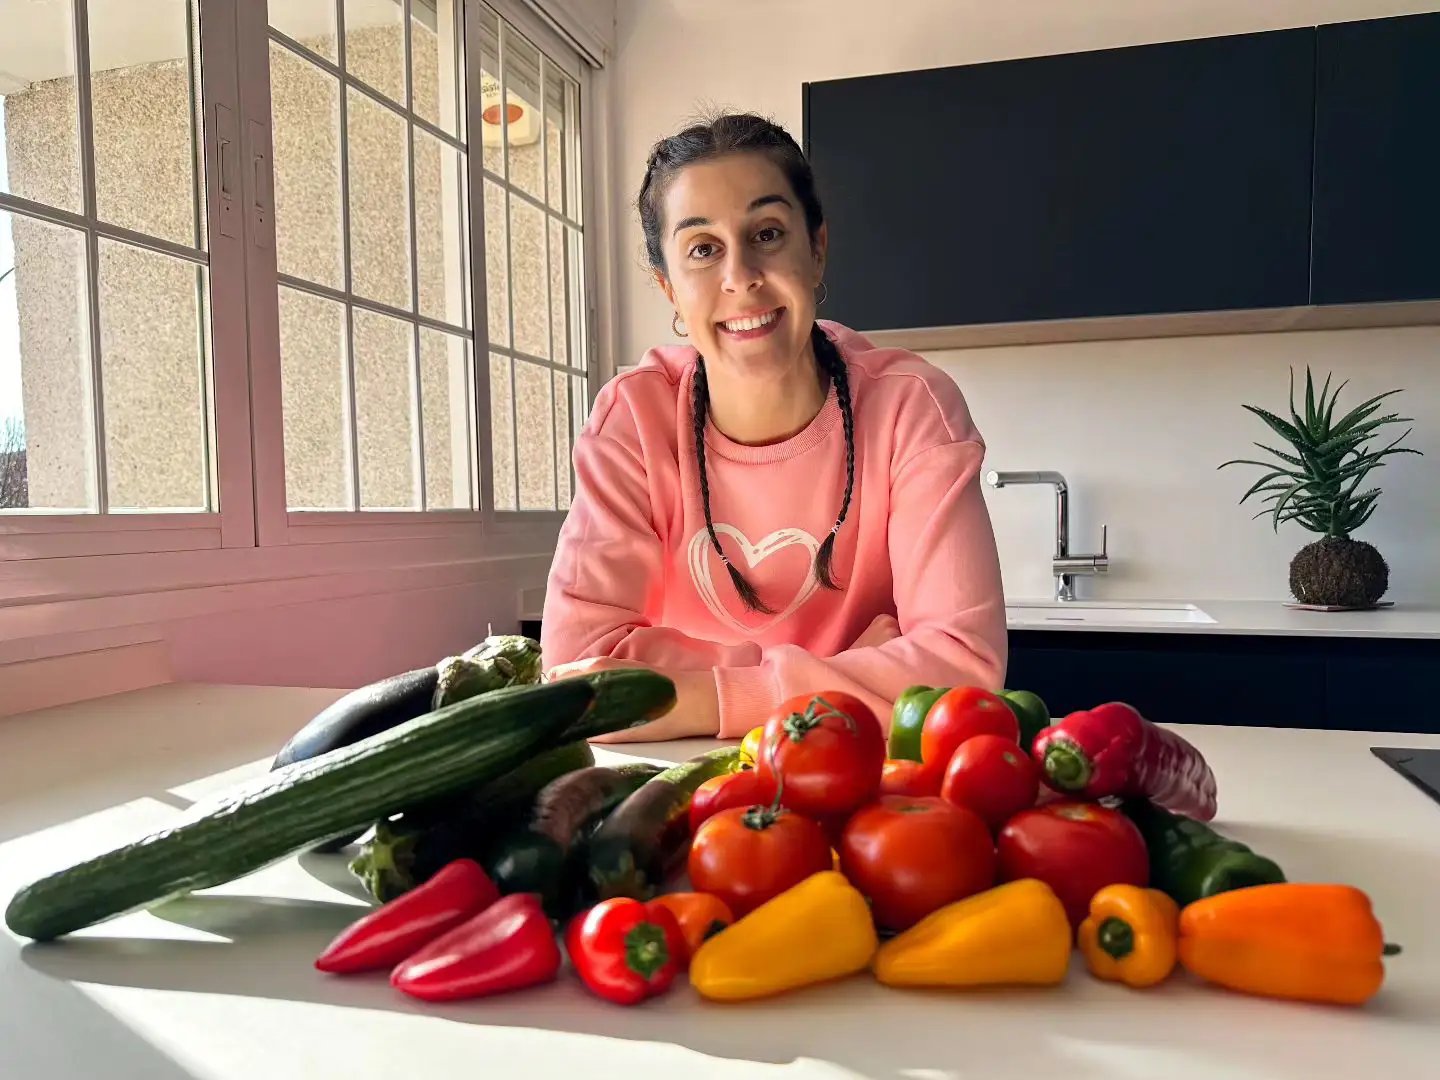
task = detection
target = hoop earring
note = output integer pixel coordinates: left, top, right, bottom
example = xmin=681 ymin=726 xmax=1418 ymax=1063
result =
xmin=672 ymin=312 xmax=688 ymax=337
xmin=815 ymin=281 xmax=828 ymax=307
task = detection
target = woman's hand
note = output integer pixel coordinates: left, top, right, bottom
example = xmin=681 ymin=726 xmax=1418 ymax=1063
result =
xmin=546 ymin=656 xmax=721 ymax=743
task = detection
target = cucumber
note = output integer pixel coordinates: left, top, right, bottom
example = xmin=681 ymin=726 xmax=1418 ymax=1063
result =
xmin=584 ymin=746 xmax=741 ymax=902
xmin=348 ymin=740 xmax=597 ymax=902
xmin=3 ymin=678 xmax=597 ymax=941
xmin=565 ymin=668 xmax=679 ymax=741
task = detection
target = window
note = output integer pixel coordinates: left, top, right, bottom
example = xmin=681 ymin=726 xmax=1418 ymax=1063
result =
xmin=1 ymin=0 xmax=592 ymax=571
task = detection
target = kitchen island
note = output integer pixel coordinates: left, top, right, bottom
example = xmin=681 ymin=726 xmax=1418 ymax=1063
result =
xmin=3 ymin=682 xmax=1438 ymax=1080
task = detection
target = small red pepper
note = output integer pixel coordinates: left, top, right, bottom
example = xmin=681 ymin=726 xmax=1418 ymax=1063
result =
xmin=315 ymin=857 xmax=499 ymax=974
xmin=390 ymin=892 xmax=562 ymax=1002
xmin=1032 ymin=701 xmax=1219 ymax=821
xmin=565 ymin=897 xmax=686 ymax=1005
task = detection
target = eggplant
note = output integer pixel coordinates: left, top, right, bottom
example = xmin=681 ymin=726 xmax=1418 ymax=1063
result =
xmin=271 ymin=666 xmax=439 ymax=771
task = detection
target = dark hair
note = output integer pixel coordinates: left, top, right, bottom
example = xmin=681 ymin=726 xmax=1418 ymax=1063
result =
xmin=637 ymin=112 xmax=855 ymax=614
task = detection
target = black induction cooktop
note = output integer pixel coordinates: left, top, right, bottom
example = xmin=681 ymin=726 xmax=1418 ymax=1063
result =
xmin=1372 ymin=747 xmax=1440 ymax=808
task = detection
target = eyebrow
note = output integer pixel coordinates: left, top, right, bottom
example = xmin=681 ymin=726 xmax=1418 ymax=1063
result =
xmin=672 ymin=193 xmax=793 ymax=236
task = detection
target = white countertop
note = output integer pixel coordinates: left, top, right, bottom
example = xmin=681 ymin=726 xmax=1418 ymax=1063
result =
xmin=1005 ymin=597 xmax=1440 ymax=639
xmin=3 ymin=682 xmax=1440 ymax=1080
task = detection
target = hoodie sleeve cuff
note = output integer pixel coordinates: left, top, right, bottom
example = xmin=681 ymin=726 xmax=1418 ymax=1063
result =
xmin=713 ymin=665 xmax=778 ymax=738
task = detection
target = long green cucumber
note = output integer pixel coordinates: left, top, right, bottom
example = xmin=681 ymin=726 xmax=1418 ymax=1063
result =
xmin=561 ymin=668 xmax=678 ymax=741
xmin=4 ymin=679 xmax=596 ymax=941
xmin=584 ymin=746 xmax=742 ymax=902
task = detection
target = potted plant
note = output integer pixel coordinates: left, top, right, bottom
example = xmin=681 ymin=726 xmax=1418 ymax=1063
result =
xmin=1220 ymin=367 xmax=1422 ymax=608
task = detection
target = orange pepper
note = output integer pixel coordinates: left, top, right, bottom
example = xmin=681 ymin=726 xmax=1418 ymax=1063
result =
xmin=1178 ymin=882 xmax=1401 ymax=1006
xmin=645 ymin=892 xmax=734 ymax=968
xmin=1077 ymin=885 xmax=1179 ymax=988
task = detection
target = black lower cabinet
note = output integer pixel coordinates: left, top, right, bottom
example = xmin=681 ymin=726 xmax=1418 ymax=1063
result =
xmin=1007 ymin=631 xmax=1440 ymax=735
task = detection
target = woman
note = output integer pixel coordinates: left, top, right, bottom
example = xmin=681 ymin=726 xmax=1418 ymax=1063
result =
xmin=542 ymin=112 xmax=1008 ymax=742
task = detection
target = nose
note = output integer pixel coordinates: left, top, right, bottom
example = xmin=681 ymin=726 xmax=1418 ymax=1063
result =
xmin=720 ymin=247 xmax=763 ymax=294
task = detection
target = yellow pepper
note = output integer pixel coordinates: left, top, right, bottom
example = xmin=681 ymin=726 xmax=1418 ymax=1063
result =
xmin=689 ymin=871 xmax=878 ymax=1001
xmin=1077 ymin=884 xmax=1180 ymax=989
xmin=872 ymin=878 xmax=1073 ymax=988
xmin=739 ymin=725 xmax=766 ymax=770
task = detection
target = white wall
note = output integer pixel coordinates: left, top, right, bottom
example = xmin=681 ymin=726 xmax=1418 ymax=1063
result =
xmin=608 ymin=0 xmax=1440 ymax=604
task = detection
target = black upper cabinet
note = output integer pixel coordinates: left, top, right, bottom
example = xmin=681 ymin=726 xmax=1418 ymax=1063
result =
xmin=804 ymin=30 xmax=1317 ymax=331
xmin=1312 ymin=13 xmax=1440 ymax=305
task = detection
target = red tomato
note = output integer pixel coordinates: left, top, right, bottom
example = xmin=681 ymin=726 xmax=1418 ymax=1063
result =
xmin=756 ymin=691 xmax=886 ymax=819
xmin=837 ymin=795 xmax=996 ymax=932
xmin=940 ymin=733 xmax=1040 ymax=832
xmin=920 ymin=686 xmax=1018 ymax=770
xmin=996 ymin=801 xmax=1150 ymax=928
xmin=688 ymin=805 xmax=834 ymax=917
xmin=688 ymin=770 xmax=774 ymax=833
xmin=880 ymin=759 xmax=943 ymax=798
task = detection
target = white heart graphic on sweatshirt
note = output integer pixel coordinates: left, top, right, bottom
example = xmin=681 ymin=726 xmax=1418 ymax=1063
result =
xmin=688 ymin=523 xmax=821 ymax=634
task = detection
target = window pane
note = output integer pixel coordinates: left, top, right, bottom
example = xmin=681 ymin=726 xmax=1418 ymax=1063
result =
xmin=279 ymin=286 xmax=348 ymax=510
xmin=89 ymin=0 xmax=203 ymax=249
xmin=0 ymin=0 xmax=82 ymax=213
xmin=548 ymin=217 xmax=567 ymax=366
xmin=544 ymin=64 xmax=570 ymax=214
xmin=419 ymin=326 xmax=472 ymax=509
xmin=553 ymin=371 xmax=574 ymax=509
xmin=566 ymin=223 xmax=586 ymax=368
xmin=414 ymin=127 xmax=467 ymax=327
xmin=98 ymin=240 xmax=210 ymax=511
xmin=0 ymin=211 xmax=95 ymax=511
xmin=269 ymin=0 xmax=338 ymax=63
xmin=514 ymin=358 xmax=551 ymax=510
xmin=411 ymin=0 xmax=463 ymax=138
xmin=269 ymin=41 xmax=344 ymax=290
xmin=482 ymin=179 xmax=508 ymax=345
xmin=563 ymin=75 xmax=581 ymax=224
xmin=509 ymin=195 xmax=546 ymax=358
xmin=352 ymin=307 xmax=416 ymax=509
xmin=345 ymin=0 xmax=406 ymax=106
xmin=499 ymin=24 xmax=543 ymax=201
xmin=476 ymin=5 xmax=502 ymax=175
xmin=347 ymin=87 xmax=411 ymax=310
xmin=488 ymin=352 xmax=513 ymax=511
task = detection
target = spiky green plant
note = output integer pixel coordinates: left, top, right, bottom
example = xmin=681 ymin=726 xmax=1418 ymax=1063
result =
xmin=1219 ymin=367 xmax=1422 ymax=537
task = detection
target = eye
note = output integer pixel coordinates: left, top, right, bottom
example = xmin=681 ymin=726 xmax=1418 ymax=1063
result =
xmin=754 ymin=227 xmax=784 ymax=244
xmin=688 ymin=241 xmax=718 ymax=260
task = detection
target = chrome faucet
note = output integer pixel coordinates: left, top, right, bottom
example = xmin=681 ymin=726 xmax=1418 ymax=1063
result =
xmin=985 ymin=470 xmax=1109 ymax=601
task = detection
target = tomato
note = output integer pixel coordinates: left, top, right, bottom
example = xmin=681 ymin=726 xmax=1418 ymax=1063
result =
xmin=940 ymin=733 xmax=1040 ymax=832
xmin=837 ymin=795 xmax=996 ymax=932
xmin=688 ymin=770 xmax=775 ymax=833
xmin=688 ymin=805 xmax=834 ymax=918
xmin=996 ymin=801 xmax=1150 ymax=928
xmin=880 ymin=759 xmax=943 ymax=798
xmin=920 ymin=685 xmax=1019 ymax=770
xmin=739 ymin=725 xmax=767 ymax=770
xmin=756 ymin=690 xmax=886 ymax=819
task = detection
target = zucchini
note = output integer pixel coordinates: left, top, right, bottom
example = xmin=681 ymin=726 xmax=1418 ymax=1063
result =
xmin=348 ymin=740 xmax=597 ymax=902
xmin=584 ymin=746 xmax=741 ymax=902
xmin=4 ymin=678 xmax=597 ymax=941
xmin=565 ymin=668 xmax=679 ymax=741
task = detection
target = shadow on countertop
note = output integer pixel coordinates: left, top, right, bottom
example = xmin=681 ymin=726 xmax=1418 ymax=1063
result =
xmin=15 ymin=854 xmax=1438 ymax=1080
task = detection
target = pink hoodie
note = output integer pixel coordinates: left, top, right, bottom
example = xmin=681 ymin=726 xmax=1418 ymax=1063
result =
xmin=540 ymin=320 xmax=1008 ymax=737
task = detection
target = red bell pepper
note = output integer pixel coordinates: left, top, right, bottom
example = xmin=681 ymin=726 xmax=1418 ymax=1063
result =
xmin=1032 ymin=701 xmax=1218 ymax=821
xmin=565 ymin=897 xmax=685 ymax=1005
xmin=315 ymin=857 xmax=500 ymax=974
xmin=390 ymin=892 xmax=562 ymax=1002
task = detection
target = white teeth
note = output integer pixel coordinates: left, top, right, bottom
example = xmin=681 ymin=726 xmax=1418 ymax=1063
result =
xmin=721 ymin=310 xmax=779 ymax=332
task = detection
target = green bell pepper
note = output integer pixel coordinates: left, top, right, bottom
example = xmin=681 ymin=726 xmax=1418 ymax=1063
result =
xmin=998 ymin=689 xmax=1051 ymax=754
xmin=889 ymin=685 xmax=946 ymax=761
xmin=1120 ymin=797 xmax=1287 ymax=907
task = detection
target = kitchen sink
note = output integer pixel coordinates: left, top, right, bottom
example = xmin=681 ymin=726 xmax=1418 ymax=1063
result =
xmin=1006 ymin=600 xmax=1216 ymax=626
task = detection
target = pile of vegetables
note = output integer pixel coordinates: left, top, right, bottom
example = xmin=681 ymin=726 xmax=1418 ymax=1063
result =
xmin=2 ymin=646 xmax=1402 ymax=1016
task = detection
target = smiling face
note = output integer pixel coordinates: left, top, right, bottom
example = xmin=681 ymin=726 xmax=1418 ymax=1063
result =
xmin=654 ymin=152 xmax=827 ymax=378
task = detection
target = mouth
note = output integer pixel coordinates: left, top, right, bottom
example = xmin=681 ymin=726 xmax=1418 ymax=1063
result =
xmin=716 ymin=307 xmax=784 ymax=340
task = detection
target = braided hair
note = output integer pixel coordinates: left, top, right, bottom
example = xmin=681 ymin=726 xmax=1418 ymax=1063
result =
xmin=638 ymin=112 xmax=857 ymax=613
